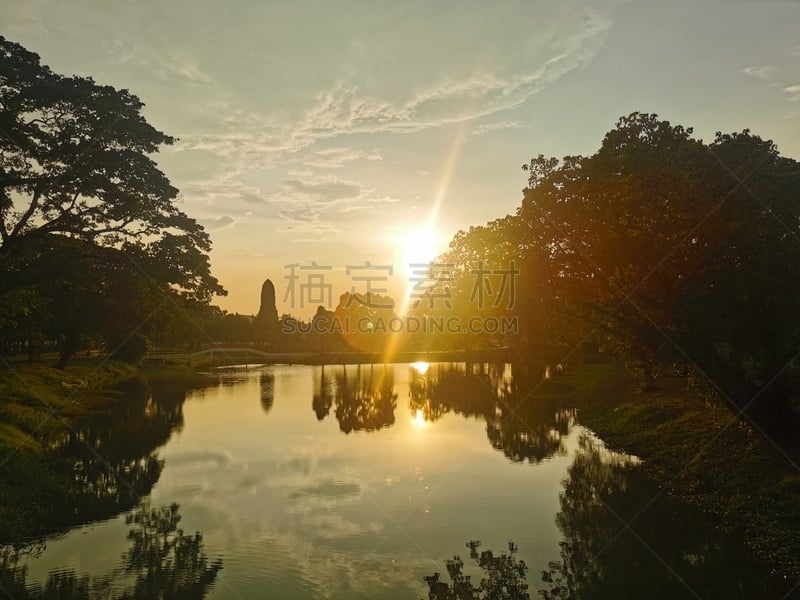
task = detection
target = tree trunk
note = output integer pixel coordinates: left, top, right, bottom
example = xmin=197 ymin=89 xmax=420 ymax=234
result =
xmin=54 ymin=334 xmax=78 ymax=369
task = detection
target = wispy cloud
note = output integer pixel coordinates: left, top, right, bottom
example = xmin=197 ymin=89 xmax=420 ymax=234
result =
xmin=199 ymin=215 xmax=237 ymax=231
xmin=104 ymin=39 xmax=212 ymax=85
xmin=179 ymin=8 xmax=615 ymax=165
xmin=306 ymin=147 xmax=383 ymax=169
xmin=163 ymin=6 xmax=620 ymax=248
xmin=182 ymin=177 xmax=266 ymax=206
xmin=784 ymin=84 xmax=800 ymax=101
xmin=366 ymin=196 xmax=401 ymax=204
xmin=278 ymin=175 xmax=371 ymax=204
xmin=742 ymin=65 xmax=779 ymax=83
xmin=472 ymin=120 xmax=524 ymax=136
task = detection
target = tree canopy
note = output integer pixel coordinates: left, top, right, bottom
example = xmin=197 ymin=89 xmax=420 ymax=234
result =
xmin=0 ymin=37 xmax=225 ymax=364
xmin=440 ymin=112 xmax=800 ymax=436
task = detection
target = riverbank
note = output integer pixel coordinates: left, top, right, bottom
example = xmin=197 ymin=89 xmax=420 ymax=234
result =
xmin=0 ymin=359 xmax=139 ymax=542
xmin=557 ymin=360 xmax=800 ymax=580
xmin=0 ymin=358 xmax=139 ymax=454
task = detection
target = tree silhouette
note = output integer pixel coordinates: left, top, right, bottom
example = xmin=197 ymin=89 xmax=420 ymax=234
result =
xmin=410 ymin=363 xmax=576 ymax=463
xmin=0 ymin=503 xmax=222 ymax=599
xmin=539 ymin=435 xmax=787 ymax=599
xmin=437 ymin=112 xmax=800 ymax=435
xmin=333 ymin=365 xmax=397 ymax=433
xmin=519 ymin=113 xmax=800 ymax=433
xmin=424 ymin=540 xmax=530 ymax=599
xmin=0 ymin=37 xmax=225 ymax=365
xmin=260 ymin=372 xmax=275 ymax=414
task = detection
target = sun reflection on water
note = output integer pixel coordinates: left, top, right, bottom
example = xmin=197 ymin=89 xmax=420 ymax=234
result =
xmin=410 ymin=361 xmax=430 ymax=375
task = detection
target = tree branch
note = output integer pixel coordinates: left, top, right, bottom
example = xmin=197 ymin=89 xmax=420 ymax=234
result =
xmin=9 ymin=184 xmax=43 ymax=239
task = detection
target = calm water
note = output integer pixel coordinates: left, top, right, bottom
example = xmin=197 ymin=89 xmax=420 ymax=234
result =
xmin=4 ymin=363 xmax=794 ymax=598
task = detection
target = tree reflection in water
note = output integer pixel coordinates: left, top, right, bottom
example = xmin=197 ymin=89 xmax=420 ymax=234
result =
xmin=0 ymin=503 xmax=222 ymax=599
xmin=411 ymin=362 xmax=577 ymax=463
xmin=310 ymin=362 xmax=576 ymax=462
xmin=540 ymin=435 xmax=785 ymax=599
xmin=260 ymin=371 xmax=275 ymax=415
xmin=312 ymin=365 xmax=334 ymax=421
xmin=1 ymin=374 xmax=211 ymax=544
xmin=424 ymin=540 xmax=530 ymax=599
xmin=314 ymin=364 xmax=398 ymax=433
xmin=425 ymin=436 xmax=789 ymax=599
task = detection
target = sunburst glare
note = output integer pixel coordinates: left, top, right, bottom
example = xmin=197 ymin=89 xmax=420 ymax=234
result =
xmin=411 ymin=361 xmax=430 ymax=375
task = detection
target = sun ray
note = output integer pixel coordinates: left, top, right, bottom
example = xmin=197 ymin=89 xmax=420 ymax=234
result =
xmin=382 ymin=122 xmax=468 ymax=363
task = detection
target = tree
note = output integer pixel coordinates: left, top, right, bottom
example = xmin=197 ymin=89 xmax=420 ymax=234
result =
xmin=0 ymin=37 xmax=225 ymax=363
xmin=436 ymin=112 xmax=800 ymax=435
xmin=519 ymin=113 xmax=800 ymax=434
xmin=0 ymin=36 xmax=224 ymax=292
xmin=519 ymin=114 xmax=713 ymax=388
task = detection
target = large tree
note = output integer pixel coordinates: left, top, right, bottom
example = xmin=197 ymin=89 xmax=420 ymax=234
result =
xmin=0 ymin=37 xmax=224 ymax=362
xmin=439 ymin=113 xmax=800 ymax=436
xmin=0 ymin=37 xmax=222 ymax=295
xmin=519 ymin=113 xmax=800 ymax=434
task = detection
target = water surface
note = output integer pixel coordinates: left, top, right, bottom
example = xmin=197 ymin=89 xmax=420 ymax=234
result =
xmin=5 ymin=363 xmax=790 ymax=598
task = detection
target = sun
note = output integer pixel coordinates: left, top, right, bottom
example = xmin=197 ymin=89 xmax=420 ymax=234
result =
xmin=393 ymin=226 xmax=445 ymax=316
xmin=398 ymin=227 xmax=441 ymax=268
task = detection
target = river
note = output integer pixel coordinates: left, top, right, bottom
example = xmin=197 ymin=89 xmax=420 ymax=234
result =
xmin=3 ymin=362 xmax=790 ymax=598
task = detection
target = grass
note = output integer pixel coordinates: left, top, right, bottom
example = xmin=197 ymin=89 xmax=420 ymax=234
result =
xmin=556 ymin=360 xmax=800 ymax=579
xmin=0 ymin=359 xmax=138 ymax=451
xmin=0 ymin=358 xmax=141 ymax=543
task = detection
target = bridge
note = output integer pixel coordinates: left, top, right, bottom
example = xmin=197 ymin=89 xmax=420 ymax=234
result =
xmin=146 ymin=347 xmax=313 ymax=366
xmin=145 ymin=346 xmax=515 ymax=367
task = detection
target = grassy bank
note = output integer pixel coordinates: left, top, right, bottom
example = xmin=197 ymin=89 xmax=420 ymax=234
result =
xmin=0 ymin=359 xmax=139 ymax=454
xmin=557 ymin=360 xmax=800 ymax=579
xmin=0 ymin=359 xmax=140 ymax=543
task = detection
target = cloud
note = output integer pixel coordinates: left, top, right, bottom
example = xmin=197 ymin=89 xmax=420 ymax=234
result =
xmin=784 ymin=84 xmax=800 ymax=101
xmin=152 ymin=3 xmax=624 ymax=249
xmin=271 ymin=174 xmax=371 ymax=234
xmin=277 ymin=203 xmax=341 ymax=236
xmin=742 ymin=65 xmax=779 ymax=82
xmin=366 ymin=196 xmax=401 ymax=204
xmin=181 ymin=177 xmax=267 ymax=206
xmin=742 ymin=67 xmax=800 ymax=107
xmin=472 ymin=120 xmax=524 ymax=136
xmin=179 ymin=7 xmax=616 ymax=164
xmin=281 ymin=176 xmax=368 ymax=203
xmin=104 ymin=39 xmax=212 ymax=85
xmin=199 ymin=215 xmax=236 ymax=231
xmin=271 ymin=175 xmax=402 ymax=234
xmin=338 ymin=205 xmax=368 ymax=213
xmin=306 ymin=147 xmax=383 ymax=169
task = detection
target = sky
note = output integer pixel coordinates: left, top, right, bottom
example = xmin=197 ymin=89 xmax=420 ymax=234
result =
xmin=4 ymin=0 xmax=800 ymax=316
